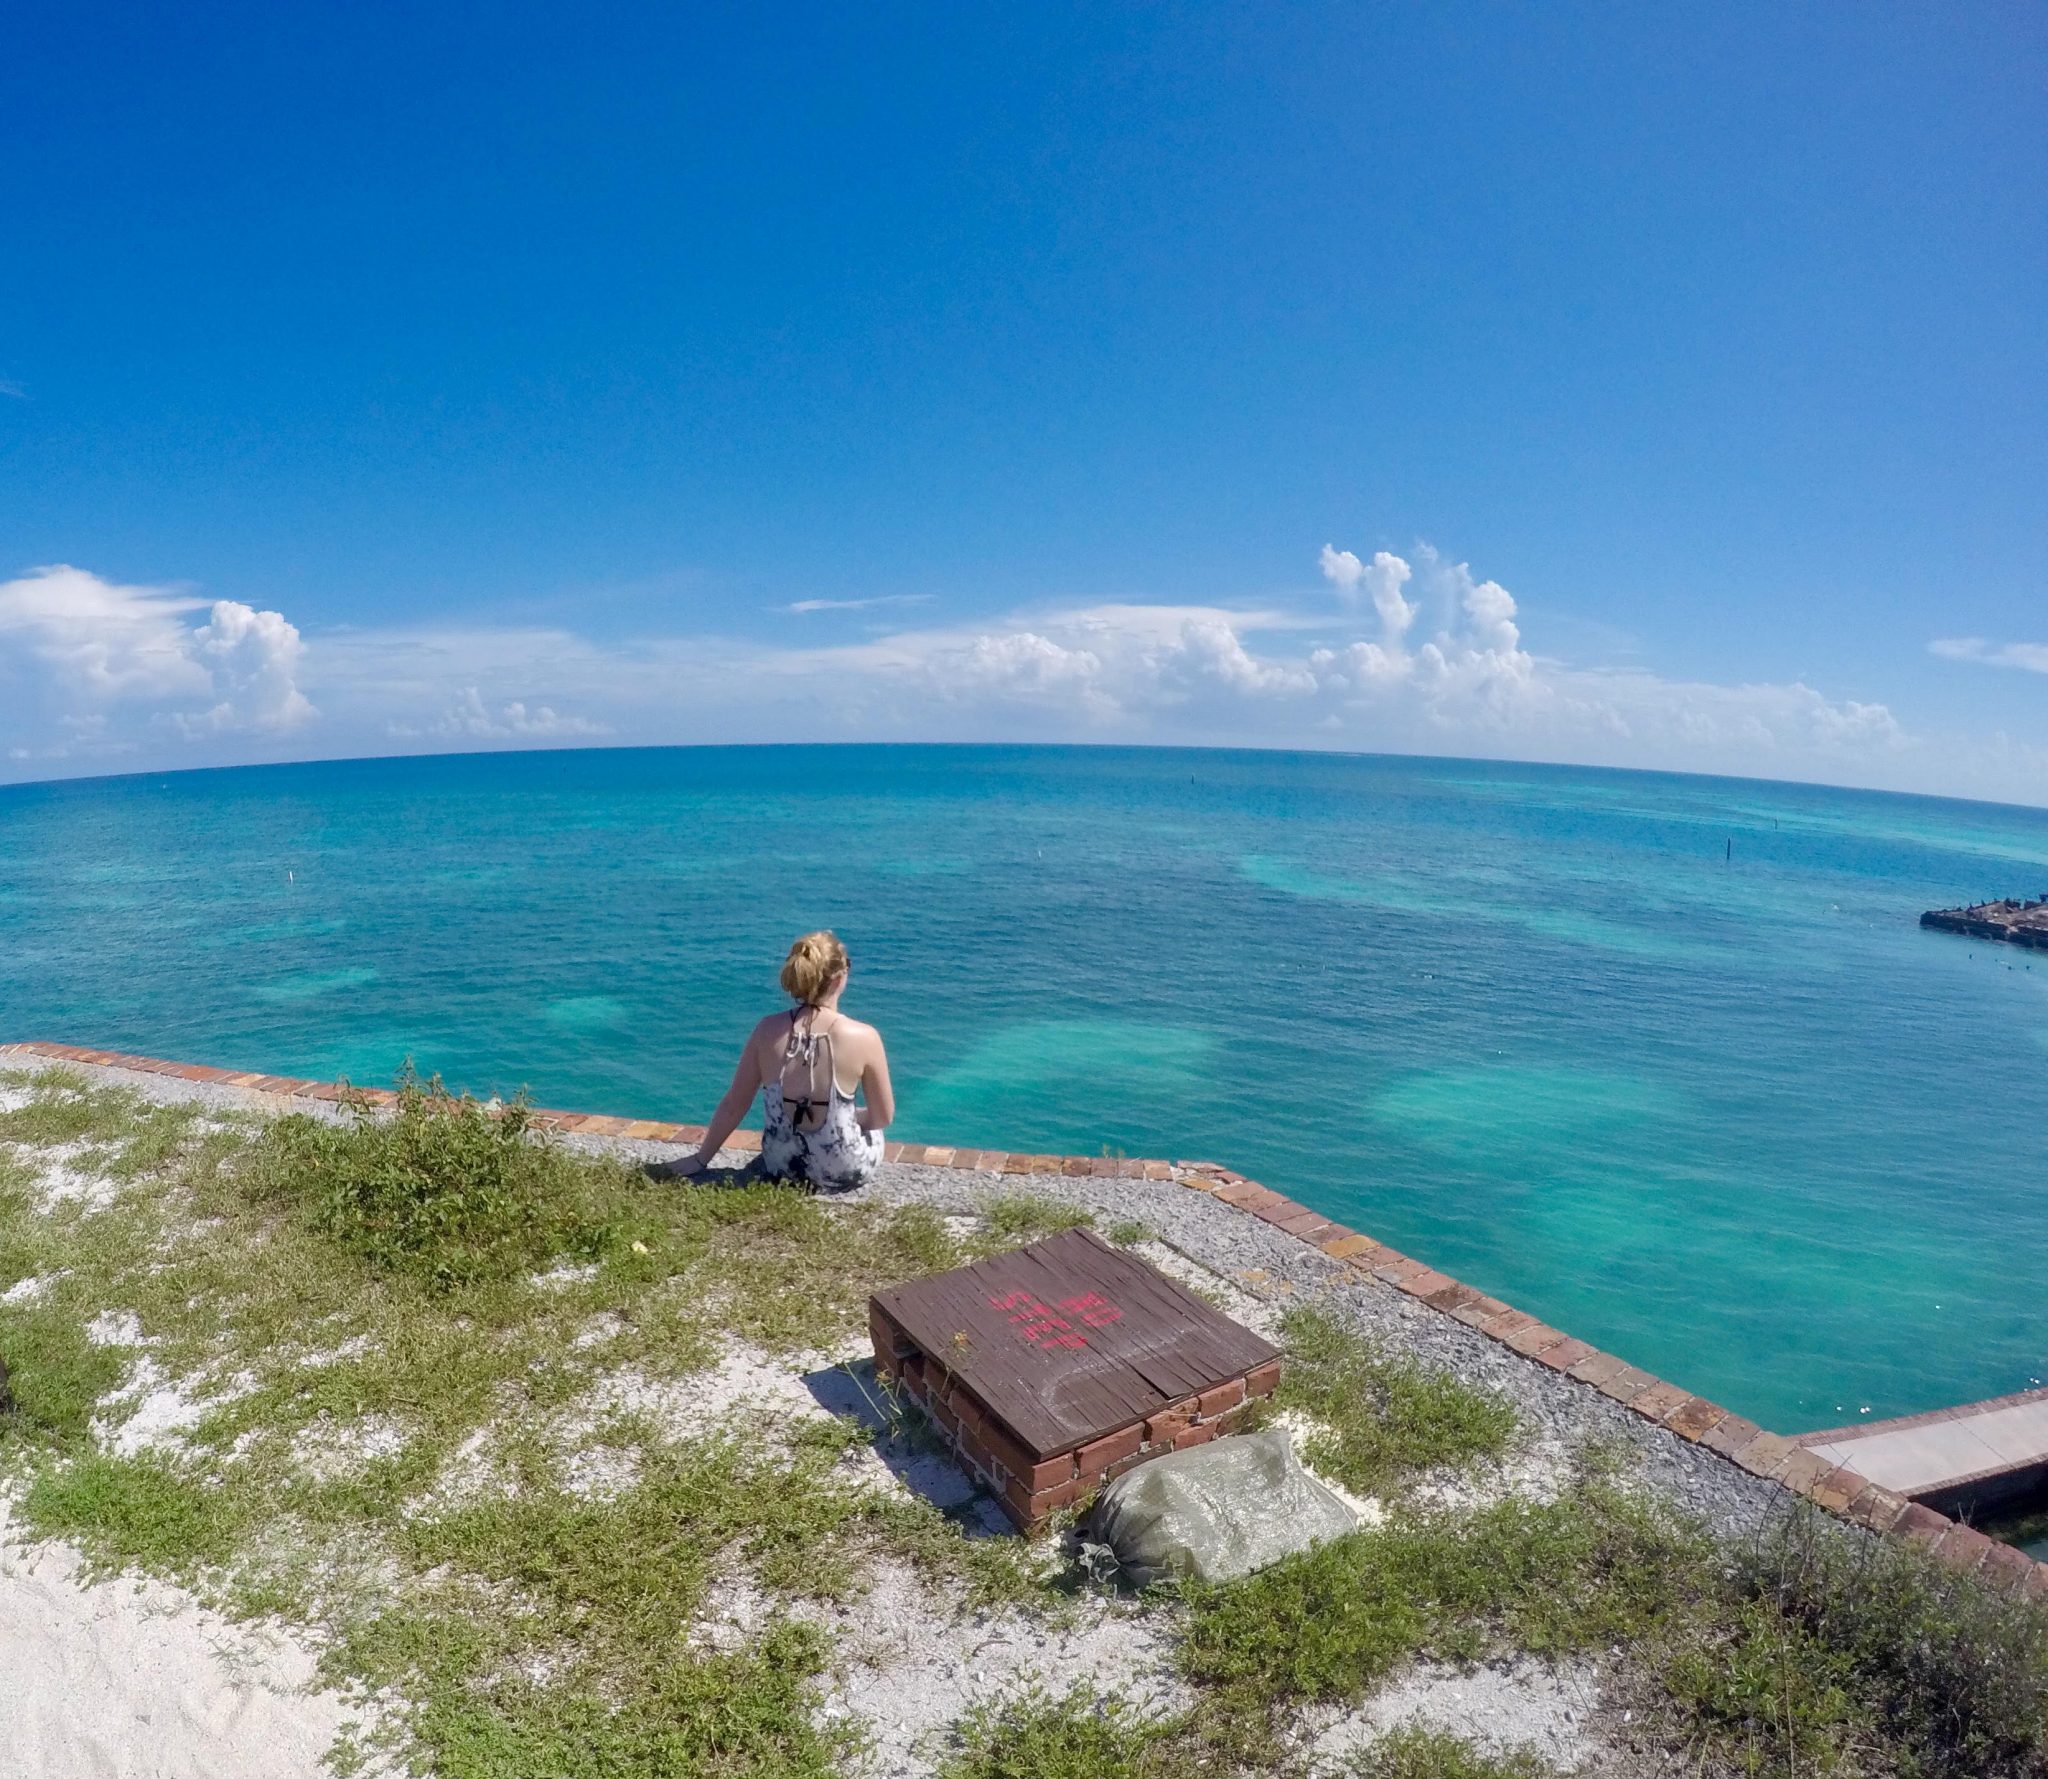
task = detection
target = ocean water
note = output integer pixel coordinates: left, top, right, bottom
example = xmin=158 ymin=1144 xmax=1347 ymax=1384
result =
xmin=2 ymin=744 xmax=2044 ymax=1435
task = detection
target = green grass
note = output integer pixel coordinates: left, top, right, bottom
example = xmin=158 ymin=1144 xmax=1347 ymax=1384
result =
xmin=1274 ymin=1306 xmax=1518 ymax=1496
xmin=7 ymin=1063 xmax=2048 ymax=1779
xmin=0 ymin=1298 xmax=126 ymax=1443
xmin=0 ymin=1067 xmax=207 ymax=1174
xmin=1106 ymin=1220 xmax=1154 ymax=1247
xmin=1179 ymin=1479 xmax=1708 ymax=1707
xmin=1341 ymin=1727 xmax=1563 ymax=1779
xmin=936 ymin=1686 xmax=1187 ymax=1779
xmin=975 ymin=1194 xmax=1094 ymax=1246
xmin=0 ymin=1066 xmax=1051 ymax=1777
xmin=24 ymin=1451 xmax=246 ymax=1574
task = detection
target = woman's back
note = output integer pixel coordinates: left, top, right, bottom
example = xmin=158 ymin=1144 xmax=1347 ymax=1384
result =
xmin=664 ymin=929 xmax=894 ymax=1191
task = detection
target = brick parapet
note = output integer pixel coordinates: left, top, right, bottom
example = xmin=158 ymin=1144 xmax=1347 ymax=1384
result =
xmin=3 ymin=1036 xmax=2038 ymax=1584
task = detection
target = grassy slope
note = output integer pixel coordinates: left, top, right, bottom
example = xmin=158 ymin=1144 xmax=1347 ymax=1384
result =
xmin=2 ymin=1066 xmax=2045 ymax=1779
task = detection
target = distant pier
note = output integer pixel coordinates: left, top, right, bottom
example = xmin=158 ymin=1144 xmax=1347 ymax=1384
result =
xmin=1798 ymin=1386 xmax=2048 ymax=1519
xmin=1919 ymin=898 xmax=2048 ymax=949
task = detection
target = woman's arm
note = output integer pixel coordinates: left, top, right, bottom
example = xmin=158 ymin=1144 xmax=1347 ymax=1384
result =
xmin=858 ymin=1034 xmax=895 ymax=1133
xmin=673 ymin=1028 xmax=766 ymax=1173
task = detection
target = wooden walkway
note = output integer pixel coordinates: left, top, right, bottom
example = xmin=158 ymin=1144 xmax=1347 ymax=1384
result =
xmin=1798 ymin=1386 xmax=2048 ymax=1512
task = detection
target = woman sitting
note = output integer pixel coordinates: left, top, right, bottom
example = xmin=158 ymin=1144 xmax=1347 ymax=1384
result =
xmin=664 ymin=930 xmax=894 ymax=1191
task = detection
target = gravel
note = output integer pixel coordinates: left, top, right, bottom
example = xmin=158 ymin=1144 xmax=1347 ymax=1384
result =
xmin=5 ymin=1050 xmax=1799 ymax=1541
xmin=7 ymin=1052 xmax=1829 ymax=1776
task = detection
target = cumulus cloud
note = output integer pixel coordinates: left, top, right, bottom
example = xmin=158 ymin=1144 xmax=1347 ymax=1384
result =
xmin=415 ymin=688 xmax=611 ymax=740
xmin=8 ymin=547 xmax=2036 ymax=804
xmin=0 ymin=567 xmax=314 ymax=758
xmin=178 ymin=601 xmax=316 ymax=733
xmin=1320 ymin=544 xmax=1417 ymax=636
xmin=1931 ymin=637 xmax=2048 ymax=674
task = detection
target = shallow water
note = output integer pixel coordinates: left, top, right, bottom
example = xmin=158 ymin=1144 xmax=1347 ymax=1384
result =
xmin=2 ymin=744 xmax=2044 ymax=1434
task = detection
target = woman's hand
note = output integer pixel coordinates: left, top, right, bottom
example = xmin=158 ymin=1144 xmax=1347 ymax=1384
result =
xmin=647 ymin=1152 xmax=710 ymax=1182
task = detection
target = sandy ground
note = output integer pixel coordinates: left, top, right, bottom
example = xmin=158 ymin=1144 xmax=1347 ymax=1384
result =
xmin=0 ymin=1501 xmax=359 ymax=1779
xmin=0 ymin=1052 xmax=1801 ymax=1775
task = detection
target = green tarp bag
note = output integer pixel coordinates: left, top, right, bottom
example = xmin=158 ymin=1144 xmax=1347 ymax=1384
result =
xmin=1087 ymin=1425 xmax=1359 ymax=1587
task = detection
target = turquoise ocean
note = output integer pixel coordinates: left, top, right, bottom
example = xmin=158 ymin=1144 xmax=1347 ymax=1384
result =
xmin=2 ymin=744 xmax=2044 ymax=1436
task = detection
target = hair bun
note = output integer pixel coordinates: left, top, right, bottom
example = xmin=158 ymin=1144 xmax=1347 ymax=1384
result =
xmin=779 ymin=930 xmax=849 ymax=1004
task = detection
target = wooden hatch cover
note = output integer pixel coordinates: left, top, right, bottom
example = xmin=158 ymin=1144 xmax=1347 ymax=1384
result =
xmin=871 ymin=1226 xmax=1281 ymax=1461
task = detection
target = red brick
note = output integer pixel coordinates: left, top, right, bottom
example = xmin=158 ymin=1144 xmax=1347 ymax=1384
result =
xmin=1504 ymin=1322 xmax=1570 ymax=1359
xmin=1728 ymin=1429 xmax=1795 ymax=1477
xmin=1273 ymin=1207 xmax=1329 ymax=1237
xmin=1596 ymin=1365 xmax=1661 ymax=1405
xmin=1808 ymin=1466 xmax=1866 ymax=1514
xmin=1321 ymin=1233 xmax=1380 ymax=1261
xmin=1245 ymin=1359 xmax=1282 ymax=1398
xmin=1172 ymin=1420 xmax=1219 ymax=1451
xmin=983 ymin=1424 xmax=1038 ymax=1487
xmin=1699 ymin=1414 xmax=1764 ymax=1459
xmin=1534 ymin=1337 xmax=1596 ymax=1373
xmin=1978 ymin=1539 xmax=2038 ymax=1592
xmin=1145 ymin=1401 xmax=1196 ymax=1444
xmin=1423 ymin=1281 xmax=1483 ymax=1314
xmin=1663 ymin=1397 xmax=1729 ymax=1442
xmin=1845 ymin=1484 xmax=1911 ymax=1534
xmin=1372 ymin=1258 xmax=1430 ymax=1289
xmin=1934 ymin=1525 xmax=1998 ymax=1575
xmin=1394 ymin=1267 xmax=1459 ymax=1300
xmin=1566 ymin=1351 xmax=1628 ymax=1387
xmin=1895 ymin=1502 xmax=1953 ymax=1547
xmin=1450 ymin=1295 xmax=1513 ymax=1328
xmin=1480 ymin=1307 xmax=1542 ymax=1340
xmin=1197 ymin=1378 xmax=1247 ymax=1417
xmin=1770 ymin=1448 xmax=1834 ymax=1493
xmin=1000 ymin=1472 xmax=1079 ymax=1526
xmin=1076 ymin=1424 xmax=1142 ymax=1473
xmin=1629 ymin=1379 xmax=1692 ymax=1423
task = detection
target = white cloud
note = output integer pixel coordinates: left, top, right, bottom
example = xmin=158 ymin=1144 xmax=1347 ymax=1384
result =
xmin=406 ymin=687 xmax=611 ymax=740
xmin=178 ymin=601 xmax=316 ymax=733
xmin=784 ymin=594 xmax=934 ymax=614
xmin=1932 ymin=637 xmax=2048 ymax=675
xmin=6 ymin=549 xmax=2042 ymax=806
xmin=0 ymin=567 xmax=314 ymax=758
xmin=1320 ymin=544 xmax=1417 ymax=637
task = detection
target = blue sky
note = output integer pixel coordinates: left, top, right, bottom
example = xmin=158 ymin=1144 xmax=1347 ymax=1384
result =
xmin=3 ymin=3 xmax=2043 ymax=800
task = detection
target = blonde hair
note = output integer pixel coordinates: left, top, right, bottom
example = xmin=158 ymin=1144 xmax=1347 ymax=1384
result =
xmin=779 ymin=930 xmax=849 ymax=1005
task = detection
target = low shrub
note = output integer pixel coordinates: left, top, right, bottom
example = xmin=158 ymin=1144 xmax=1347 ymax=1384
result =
xmin=252 ymin=1069 xmax=636 ymax=1288
xmin=1180 ymin=1481 xmax=1711 ymax=1704
xmin=1277 ymin=1307 xmax=1518 ymax=1495
xmin=1738 ymin=1508 xmax=2048 ymax=1779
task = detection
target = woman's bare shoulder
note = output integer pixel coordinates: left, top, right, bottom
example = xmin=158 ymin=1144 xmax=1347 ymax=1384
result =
xmin=833 ymin=1014 xmax=883 ymax=1044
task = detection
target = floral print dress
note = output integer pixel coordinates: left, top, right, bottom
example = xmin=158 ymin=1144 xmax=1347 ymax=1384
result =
xmin=760 ymin=1012 xmax=883 ymax=1192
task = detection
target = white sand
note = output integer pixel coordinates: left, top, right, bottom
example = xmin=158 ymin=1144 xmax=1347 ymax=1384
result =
xmin=0 ymin=1501 xmax=360 ymax=1779
xmin=1303 ymin=1655 xmax=1607 ymax=1772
